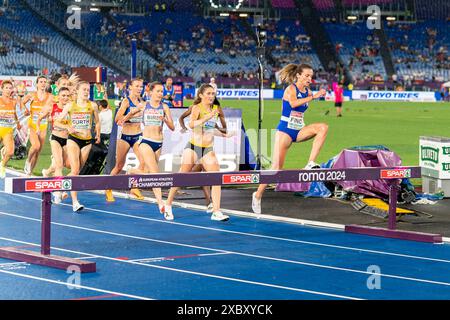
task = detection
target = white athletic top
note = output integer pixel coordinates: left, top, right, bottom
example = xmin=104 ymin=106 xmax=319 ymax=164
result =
xmin=99 ymin=109 xmax=113 ymax=134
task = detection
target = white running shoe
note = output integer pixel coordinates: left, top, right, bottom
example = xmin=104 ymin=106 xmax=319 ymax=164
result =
xmin=164 ymin=205 xmax=174 ymax=221
xmin=42 ymin=168 xmax=49 ymax=177
xmin=53 ymin=192 xmax=62 ymax=205
xmin=304 ymin=161 xmax=321 ymax=170
xmin=0 ymin=163 xmax=5 ymax=179
xmin=159 ymin=203 xmax=165 ymax=214
xmin=24 ymin=161 xmax=31 ymax=175
xmin=73 ymin=202 xmax=84 ymax=212
xmin=252 ymin=192 xmax=261 ymax=214
xmin=206 ymin=203 xmax=213 ymax=214
xmin=211 ymin=211 xmax=229 ymax=221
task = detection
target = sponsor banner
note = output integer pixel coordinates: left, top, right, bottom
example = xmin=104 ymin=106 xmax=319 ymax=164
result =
xmin=25 ymin=179 xmax=72 ymax=192
xmin=380 ymin=169 xmax=412 ymax=179
xmin=420 ymin=137 xmax=450 ymax=179
xmin=128 ymin=176 xmax=174 ymax=189
xmin=213 ymin=89 xmax=274 ymax=99
xmin=352 ymin=90 xmax=436 ymax=102
xmin=122 ymin=108 xmax=242 ymax=173
xmin=0 ymin=76 xmax=37 ymax=93
xmin=222 ymin=173 xmax=260 ymax=184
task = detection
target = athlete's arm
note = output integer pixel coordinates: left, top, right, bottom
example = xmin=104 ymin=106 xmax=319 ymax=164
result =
xmin=215 ymin=106 xmax=227 ymax=134
xmin=13 ymin=100 xmax=21 ymax=130
xmin=286 ymin=86 xmax=326 ymax=108
xmin=20 ymin=93 xmax=32 ymax=115
xmin=35 ymin=102 xmax=52 ymax=134
xmin=114 ymin=98 xmax=130 ymax=124
xmin=57 ymin=103 xmax=75 ymax=134
xmin=163 ymin=104 xmax=175 ymax=131
xmin=189 ymin=105 xmax=217 ymax=129
xmin=179 ymin=105 xmax=193 ymax=131
xmin=93 ymin=107 xmax=101 ymax=144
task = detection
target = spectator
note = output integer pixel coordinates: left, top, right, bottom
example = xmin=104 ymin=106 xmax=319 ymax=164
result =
xmin=97 ymin=100 xmax=113 ymax=147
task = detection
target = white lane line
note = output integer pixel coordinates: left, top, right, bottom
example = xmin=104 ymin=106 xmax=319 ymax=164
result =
xmin=5 ymin=191 xmax=450 ymax=265
xmin=130 ymin=252 xmax=232 ymax=263
xmin=0 ymin=268 xmax=153 ymax=300
xmin=2 ymin=212 xmax=450 ymax=289
xmin=0 ymin=236 xmax=362 ymax=300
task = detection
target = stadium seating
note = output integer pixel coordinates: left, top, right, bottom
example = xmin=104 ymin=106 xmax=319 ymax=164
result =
xmin=324 ymin=22 xmax=387 ymax=81
xmin=1 ymin=1 xmax=107 ymax=73
xmin=385 ymin=21 xmax=449 ymax=81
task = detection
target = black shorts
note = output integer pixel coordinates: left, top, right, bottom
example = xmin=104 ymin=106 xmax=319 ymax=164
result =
xmin=185 ymin=142 xmax=213 ymax=160
xmin=50 ymin=134 xmax=67 ymax=148
xmin=68 ymin=135 xmax=92 ymax=149
xmin=335 ymin=102 xmax=342 ymax=107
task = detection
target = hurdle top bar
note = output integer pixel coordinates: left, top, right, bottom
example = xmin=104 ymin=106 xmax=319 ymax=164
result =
xmin=5 ymin=166 xmax=421 ymax=194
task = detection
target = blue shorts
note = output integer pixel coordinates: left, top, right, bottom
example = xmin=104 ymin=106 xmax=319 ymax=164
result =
xmin=120 ymin=133 xmax=142 ymax=148
xmin=139 ymin=137 xmax=162 ymax=152
xmin=276 ymin=120 xmax=300 ymax=142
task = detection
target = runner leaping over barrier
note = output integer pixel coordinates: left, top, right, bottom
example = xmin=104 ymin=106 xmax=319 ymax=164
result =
xmin=1 ymin=166 xmax=440 ymax=273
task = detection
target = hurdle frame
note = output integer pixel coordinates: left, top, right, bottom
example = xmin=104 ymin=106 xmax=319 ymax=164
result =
xmin=0 ymin=166 xmax=441 ymax=273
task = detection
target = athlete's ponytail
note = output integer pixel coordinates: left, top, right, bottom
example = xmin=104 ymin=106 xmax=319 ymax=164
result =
xmin=278 ymin=63 xmax=313 ymax=84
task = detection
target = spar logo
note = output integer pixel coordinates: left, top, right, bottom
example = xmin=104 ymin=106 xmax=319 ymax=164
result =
xmin=380 ymin=169 xmax=412 ymax=179
xmin=222 ymin=173 xmax=260 ymax=184
xmin=25 ymin=179 xmax=72 ymax=192
xmin=421 ymin=146 xmax=439 ymax=164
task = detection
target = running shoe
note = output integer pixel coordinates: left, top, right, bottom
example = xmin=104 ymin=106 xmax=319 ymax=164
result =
xmin=105 ymin=189 xmax=115 ymax=202
xmin=159 ymin=203 xmax=165 ymax=214
xmin=72 ymin=202 xmax=84 ymax=212
xmin=304 ymin=161 xmax=321 ymax=169
xmin=0 ymin=163 xmax=5 ymax=179
xmin=211 ymin=211 xmax=229 ymax=221
xmin=24 ymin=161 xmax=31 ymax=175
xmin=164 ymin=205 xmax=174 ymax=221
xmin=53 ymin=192 xmax=62 ymax=204
xmin=130 ymin=188 xmax=145 ymax=200
xmin=206 ymin=203 xmax=213 ymax=214
xmin=42 ymin=168 xmax=49 ymax=177
xmin=252 ymin=192 xmax=261 ymax=214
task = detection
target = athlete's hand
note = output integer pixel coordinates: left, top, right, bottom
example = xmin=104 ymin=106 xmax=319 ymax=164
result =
xmin=68 ymin=126 xmax=76 ymax=134
xmin=208 ymin=110 xmax=218 ymax=120
xmin=224 ymin=130 xmax=236 ymax=138
xmin=16 ymin=122 xmax=21 ymax=130
xmin=117 ymin=119 xmax=124 ymax=127
xmin=313 ymin=89 xmax=326 ymax=99
xmin=95 ymin=136 xmax=101 ymax=144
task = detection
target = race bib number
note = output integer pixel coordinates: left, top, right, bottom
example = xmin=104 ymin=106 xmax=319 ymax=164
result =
xmin=71 ymin=112 xmax=91 ymax=130
xmin=143 ymin=109 xmax=164 ymax=126
xmin=0 ymin=110 xmax=16 ymax=127
xmin=287 ymin=111 xmax=304 ymax=130
xmin=204 ymin=117 xmax=217 ymax=131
